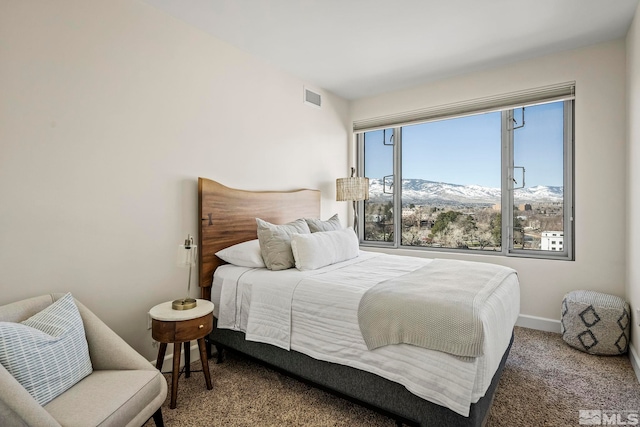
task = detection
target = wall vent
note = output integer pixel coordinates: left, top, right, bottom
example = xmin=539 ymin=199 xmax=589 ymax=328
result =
xmin=304 ymin=87 xmax=322 ymax=108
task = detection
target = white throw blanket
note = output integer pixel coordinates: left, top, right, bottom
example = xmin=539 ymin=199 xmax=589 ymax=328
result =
xmin=244 ymin=272 xmax=306 ymax=350
xmin=357 ymin=259 xmax=517 ymax=357
xmin=242 ymin=255 xmax=371 ymax=350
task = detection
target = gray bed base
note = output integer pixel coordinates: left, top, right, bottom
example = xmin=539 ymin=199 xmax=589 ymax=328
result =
xmin=209 ymin=328 xmax=513 ymax=427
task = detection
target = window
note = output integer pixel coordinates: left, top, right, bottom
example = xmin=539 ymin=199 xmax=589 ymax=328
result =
xmin=356 ymin=85 xmax=574 ymax=260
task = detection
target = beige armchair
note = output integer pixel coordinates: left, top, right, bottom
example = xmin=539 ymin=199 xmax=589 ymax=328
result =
xmin=0 ymin=294 xmax=167 ymax=427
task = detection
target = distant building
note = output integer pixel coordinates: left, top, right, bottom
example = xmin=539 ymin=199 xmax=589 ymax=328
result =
xmin=541 ymin=231 xmax=563 ymax=251
xmin=367 ymin=214 xmax=384 ymax=222
xmin=401 ymin=208 xmax=414 ymax=217
xmin=527 ymin=219 xmax=541 ymax=230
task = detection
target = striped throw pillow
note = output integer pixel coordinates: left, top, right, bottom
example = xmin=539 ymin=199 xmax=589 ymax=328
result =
xmin=0 ymin=293 xmax=93 ymax=406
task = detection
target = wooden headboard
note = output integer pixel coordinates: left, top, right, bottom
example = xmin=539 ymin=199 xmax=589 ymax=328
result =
xmin=198 ymin=178 xmax=321 ymax=300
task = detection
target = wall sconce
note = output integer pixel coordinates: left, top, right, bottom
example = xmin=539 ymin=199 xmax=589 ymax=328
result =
xmin=173 ymin=234 xmax=197 ymax=310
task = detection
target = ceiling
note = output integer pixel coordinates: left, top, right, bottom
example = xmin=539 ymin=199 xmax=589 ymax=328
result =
xmin=142 ymin=0 xmax=639 ymax=100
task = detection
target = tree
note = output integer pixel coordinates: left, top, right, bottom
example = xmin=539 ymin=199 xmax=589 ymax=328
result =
xmin=383 ymin=202 xmax=393 ymax=219
xmin=457 ymin=214 xmax=477 ymax=235
xmin=473 ymin=228 xmax=494 ymax=249
xmin=430 ymin=211 xmax=463 ymax=236
xmin=402 ymin=229 xmax=422 ymax=246
xmin=490 ymin=213 xmax=502 ymax=245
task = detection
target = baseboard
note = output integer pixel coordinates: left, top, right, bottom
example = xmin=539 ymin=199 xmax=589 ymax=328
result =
xmin=516 ymin=314 xmax=562 ymax=333
xmin=629 ymin=345 xmax=640 ymax=384
xmin=150 ymin=342 xmax=201 ymax=372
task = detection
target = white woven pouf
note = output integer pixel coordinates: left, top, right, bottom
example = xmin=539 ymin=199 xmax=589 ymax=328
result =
xmin=561 ymin=290 xmax=630 ymax=355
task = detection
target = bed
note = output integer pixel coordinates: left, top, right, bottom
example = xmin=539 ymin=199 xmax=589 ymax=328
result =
xmin=198 ymin=177 xmax=520 ymax=427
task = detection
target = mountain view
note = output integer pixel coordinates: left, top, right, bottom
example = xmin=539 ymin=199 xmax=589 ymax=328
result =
xmin=364 ymin=178 xmax=565 ymax=251
xmin=368 ymin=178 xmax=563 ymax=205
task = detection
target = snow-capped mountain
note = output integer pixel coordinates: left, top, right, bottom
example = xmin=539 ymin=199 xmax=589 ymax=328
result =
xmin=368 ymin=178 xmax=563 ymax=205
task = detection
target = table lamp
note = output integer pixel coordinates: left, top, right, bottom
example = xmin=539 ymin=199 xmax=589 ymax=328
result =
xmin=336 ymin=167 xmax=369 ymax=234
xmin=173 ymin=234 xmax=197 ymax=310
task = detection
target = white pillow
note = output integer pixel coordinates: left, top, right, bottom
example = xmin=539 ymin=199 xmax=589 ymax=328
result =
xmin=0 ymin=293 xmax=93 ymax=406
xmin=291 ymin=228 xmax=359 ymax=271
xmin=215 ymin=239 xmax=266 ymax=268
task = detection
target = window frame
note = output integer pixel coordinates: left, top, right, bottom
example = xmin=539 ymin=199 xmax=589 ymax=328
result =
xmin=355 ymin=95 xmax=574 ymax=261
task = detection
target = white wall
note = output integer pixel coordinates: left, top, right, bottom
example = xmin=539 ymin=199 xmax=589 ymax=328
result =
xmin=627 ymin=6 xmax=640 ymax=360
xmin=0 ymin=0 xmax=349 ymax=360
xmin=1 ymin=0 xmax=633 ymax=363
xmin=351 ymin=40 xmax=628 ymax=323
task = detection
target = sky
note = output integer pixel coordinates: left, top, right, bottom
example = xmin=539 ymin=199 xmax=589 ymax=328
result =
xmin=363 ymin=101 xmax=565 ymax=189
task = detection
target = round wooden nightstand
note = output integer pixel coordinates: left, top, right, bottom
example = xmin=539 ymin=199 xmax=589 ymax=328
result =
xmin=150 ymin=299 xmax=214 ymax=409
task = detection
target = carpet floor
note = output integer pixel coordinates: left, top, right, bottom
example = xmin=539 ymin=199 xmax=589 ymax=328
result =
xmin=144 ymin=327 xmax=640 ymax=426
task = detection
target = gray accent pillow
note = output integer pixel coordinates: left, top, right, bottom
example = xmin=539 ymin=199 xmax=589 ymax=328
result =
xmin=0 ymin=293 xmax=93 ymax=405
xmin=305 ymin=213 xmax=342 ymax=233
xmin=256 ymin=218 xmax=310 ymax=270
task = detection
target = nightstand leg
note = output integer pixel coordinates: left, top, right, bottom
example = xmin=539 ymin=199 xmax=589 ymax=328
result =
xmin=184 ymin=341 xmax=191 ymax=378
xmin=156 ymin=343 xmax=167 ymax=371
xmin=198 ymin=337 xmax=213 ymax=390
xmin=170 ymin=343 xmax=181 ymax=409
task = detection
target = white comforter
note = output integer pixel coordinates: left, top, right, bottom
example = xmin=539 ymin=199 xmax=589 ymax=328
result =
xmin=213 ymin=251 xmax=520 ymax=417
